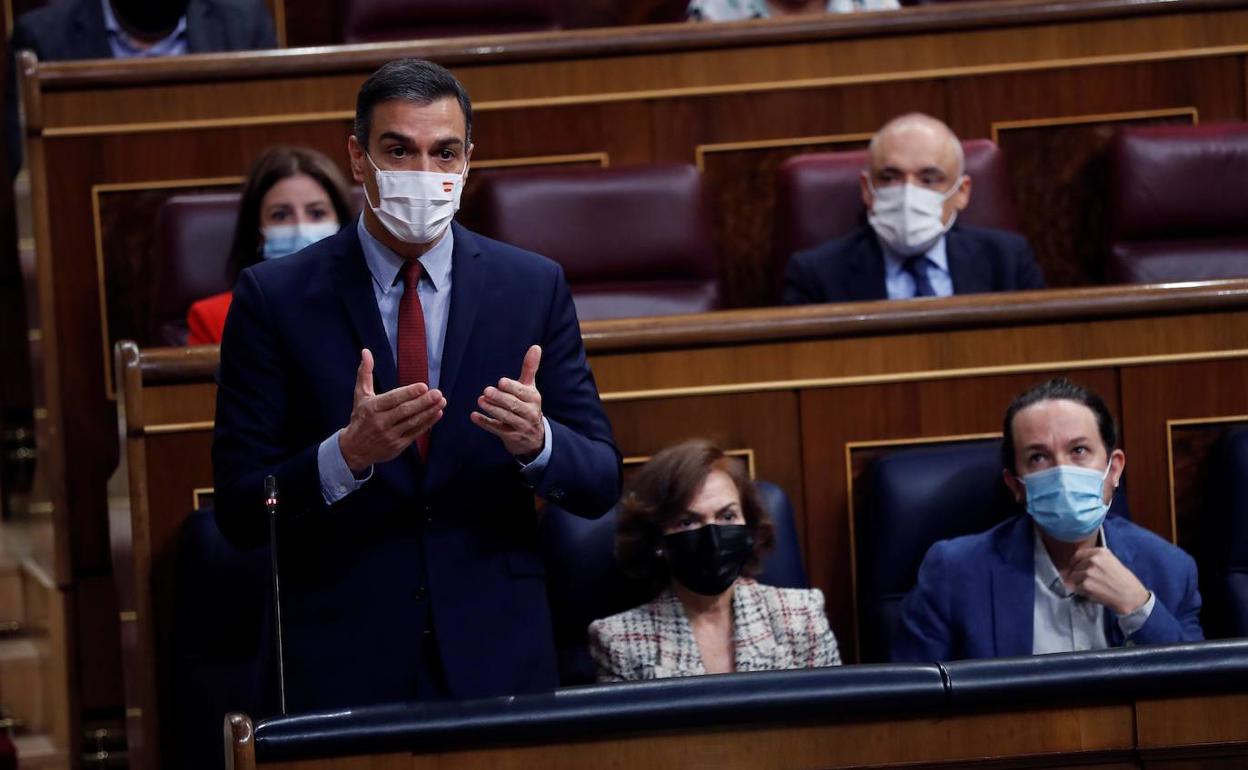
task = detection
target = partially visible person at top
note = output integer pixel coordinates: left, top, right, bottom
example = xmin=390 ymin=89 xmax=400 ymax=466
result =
xmin=7 ymin=0 xmax=276 ymax=176
xmin=688 ymin=0 xmax=898 ymax=22
xmin=186 ymin=146 xmax=353 ymax=346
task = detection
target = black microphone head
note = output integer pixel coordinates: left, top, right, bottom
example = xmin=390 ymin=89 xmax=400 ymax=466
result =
xmin=265 ymin=475 xmax=278 ymax=498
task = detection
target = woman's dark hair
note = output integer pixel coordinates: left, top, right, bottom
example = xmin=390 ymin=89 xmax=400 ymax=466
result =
xmin=615 ymin=439 xmax=776 ymax=593
xmin=1001 ymin=377 xmax=1118 ymax=473
xmin=226 ymin=146 xmax=354 ymax=284
xmin=354 ymin=58 xmax=473 ymax=149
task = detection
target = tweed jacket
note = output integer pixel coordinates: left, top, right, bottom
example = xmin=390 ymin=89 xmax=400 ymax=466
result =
xmin=588 ymin=578 xmax=841 ymax=681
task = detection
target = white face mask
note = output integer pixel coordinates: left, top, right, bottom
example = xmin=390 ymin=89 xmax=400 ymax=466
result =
xmin=866 ymin=176 xmax=964 ymax=257
xmin=364 ymin=153 xmax=466 ymax=244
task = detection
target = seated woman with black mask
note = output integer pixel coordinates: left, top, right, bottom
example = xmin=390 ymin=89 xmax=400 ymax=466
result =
xmin=589 ymin=439 xmax=841 ymax=681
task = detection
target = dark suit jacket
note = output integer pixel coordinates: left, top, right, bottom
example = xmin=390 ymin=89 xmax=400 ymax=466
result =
xmin=890 ymin=515 xmax=1204 ymax=663
xmin=213 ymin=221 xmax=621 ymax=711
xmin=782 ymin=224 xmax=1046 ymax=305
xmin=7 ymin=0 xmax=276 ymax=173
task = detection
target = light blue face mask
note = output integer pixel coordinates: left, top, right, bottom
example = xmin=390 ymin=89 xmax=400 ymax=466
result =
xmin=261 ymin=222 xmax=339 ymax=260
xmin=1020 ymin=463 xmax=1112 ymax=543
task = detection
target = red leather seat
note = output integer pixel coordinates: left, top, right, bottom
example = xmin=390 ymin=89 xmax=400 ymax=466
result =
xmin=150 ymin=193 xmax=241 ymax=346
xmin=342 ymin=0 xmax=561 ymax=43
xmin=1107 ymin=123 xmax=1248 ymax=284
xmin=772 ymin=139 xmax=1021 ymax=295
xmin=470 ymin=164 xmax=721 ymax=320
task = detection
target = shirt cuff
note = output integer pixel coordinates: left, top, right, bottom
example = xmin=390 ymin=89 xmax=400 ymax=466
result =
xmin=1116 ymin=591 xmax=1156 ymax=637
xmin=517 ymin=417 xmax=553 ymax=482
xmin=318 ymin=430 xmax=372 ymax=505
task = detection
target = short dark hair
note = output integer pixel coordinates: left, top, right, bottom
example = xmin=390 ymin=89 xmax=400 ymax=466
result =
xmin=354 ymin=59 xmax=473 ymax=149
xmin=227 ymin=146 xmax=354 ymax=284
xmin=1001 ymin=377 xmax=1118 ymax=473
xmin=615 ymin=439 xmax=775 ymax=594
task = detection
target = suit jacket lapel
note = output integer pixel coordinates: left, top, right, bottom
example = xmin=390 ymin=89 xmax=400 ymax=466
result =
xmin=332 ymin=226 xmax=397 ymax=394
xmin=947 ymin=227 xmax=992 ymax=295
xmin=848 ymin=232 xmax=889 ymax=301
xmin=731 ymin=581 xmax=781 ymax=672
xmin=991 ymin=517 xmax=1035 ymax=657
xmin=72 ymin=0 xmax=113 ymax=59
xmin=437 ymin=223 xmax=485 ymax=403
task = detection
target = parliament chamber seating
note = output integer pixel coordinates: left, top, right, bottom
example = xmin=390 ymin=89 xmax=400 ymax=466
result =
xmin=469 ymin=164 xmax=721 ymax=320
xmin=1107 ymin=123 xmax=1248 ymax=284
xmin=149 ymin=193 xmax=241 ymax=346
xmin=172 ymin=508 xmax=270 ymax=770
xmin=771 ymin=139 xmax=1021 ymax=296
xmin=342 ymin=0 xmax=562 ymax=43
xmin=1207 ymin=426 xmax=1248 ymax=638
xmin=858 ymin=440 xmax=1132 ymax=662
xmin=539 ymin=480 xmax=808 ymax=685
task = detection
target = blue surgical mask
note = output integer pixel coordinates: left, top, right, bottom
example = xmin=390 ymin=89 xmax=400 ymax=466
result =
xmin=1020 ymin=463 xmax=1112 ymax=543
xmin=260 ymin=222 xmax=339 ymax=260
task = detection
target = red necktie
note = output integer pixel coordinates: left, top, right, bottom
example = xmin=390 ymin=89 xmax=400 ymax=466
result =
xmin=397 ymin=259 xmax=429 ymax=459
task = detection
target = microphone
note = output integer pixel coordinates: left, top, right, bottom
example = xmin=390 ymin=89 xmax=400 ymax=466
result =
xmin=265 ymin=475 xmax=288 ymax=715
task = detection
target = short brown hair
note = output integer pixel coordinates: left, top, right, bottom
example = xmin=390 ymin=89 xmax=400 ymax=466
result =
xmin=227 ymin=146 xmax=355 ymax=284
xmin=615 ymin=439 xmax=775 ymax=593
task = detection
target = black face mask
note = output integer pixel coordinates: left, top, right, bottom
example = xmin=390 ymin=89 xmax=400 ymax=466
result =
xmin=109 ymin=0 xmax=189 ymax=37
xmin=663 ymin=524 xmax=753 ymax=597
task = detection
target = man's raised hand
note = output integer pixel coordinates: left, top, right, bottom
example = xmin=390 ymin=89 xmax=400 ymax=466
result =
xmin=338 ymin=348 xmax=445 ymax=474
xmin=470 ymin=345 xmax=545 ymax=461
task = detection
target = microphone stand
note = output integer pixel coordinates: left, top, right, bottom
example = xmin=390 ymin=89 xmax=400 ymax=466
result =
xmin=265 ymin=475 xmax=287 ymax=715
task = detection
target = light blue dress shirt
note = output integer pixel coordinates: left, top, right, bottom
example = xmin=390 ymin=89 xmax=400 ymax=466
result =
xmin=1031 ymin=525 xmax=1155 ymax=655
xmin=881 ymin=235 xmax=954 ymax=300
xmin=318 ymin=218 xmax=551 ymax=504
xmin=100 ymin=0 xmax=189 ymax=59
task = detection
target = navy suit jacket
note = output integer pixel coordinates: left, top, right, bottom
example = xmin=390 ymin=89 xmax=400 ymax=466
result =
xmin=891 ymin=515 xmax=1203 ymax=662
xmin=7 ymin=0 xmax=276 ymax=174
xmin=782 ymin=224 xmax=1046 ymax=305
xmin=213 ymin=221 xmax=621 ymax=711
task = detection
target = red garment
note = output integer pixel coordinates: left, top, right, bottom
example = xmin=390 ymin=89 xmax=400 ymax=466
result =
xmin=186 ymin=291 xmax=233 ymax=346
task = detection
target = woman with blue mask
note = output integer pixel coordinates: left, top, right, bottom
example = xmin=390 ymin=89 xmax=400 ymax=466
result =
xmin=186 ymin=146 xmax=354 ymax=345
xmin=892 ymin=378 xmax=1202 ymax=663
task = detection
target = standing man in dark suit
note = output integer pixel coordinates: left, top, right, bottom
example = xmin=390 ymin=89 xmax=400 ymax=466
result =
xmin=7 ymin=0 xmax=276 ymax=174
xmin=213 ymin=58 xmax=621 ymax=711
xmin=783 ymin=113 xmax=1045 ymax=304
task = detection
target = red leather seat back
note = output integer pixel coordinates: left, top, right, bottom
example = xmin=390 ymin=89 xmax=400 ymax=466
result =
xmin=1107 ymin=123 xmax=1248 ymax=284
xmin=773 ymin=139 xmax=1021 ymax=281
xmin=342 ymin=0 xmax=561 ymax=43
xmin=150 ymin=193 xmax=241 ymax=346
xmin=471 ymin=164 xmax=721 ymax=320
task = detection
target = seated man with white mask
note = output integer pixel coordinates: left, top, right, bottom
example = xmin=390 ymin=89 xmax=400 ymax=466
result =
xmin=782 ymin=113 xmax=1046 ymax=304
xmin=891 ymin=377 xmax=1202 ymax=662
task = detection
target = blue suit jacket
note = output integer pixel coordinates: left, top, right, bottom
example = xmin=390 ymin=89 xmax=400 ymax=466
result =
xmin=891 ymin=515 xmax=1203 ymax=662
xmin=213 ymin=221 xmax=621 ymax=710
xmin=782 ymin=224 xmax=1045 ymax=304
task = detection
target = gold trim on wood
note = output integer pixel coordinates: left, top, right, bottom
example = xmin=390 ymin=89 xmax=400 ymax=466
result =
xmin=473 ymin=153 xmax=610 ymax=170
xmin=35 ymin=46 xmax=1248 ymax=139
xmin=32 ymin=407 xmax=47 ymax=420
xmin=1164 ymin=414 xmax=1248 ymax=546
xmin=26 ymin=328 xmax=41 ymax=342
xmin=622 ymin=448 xmax=756 ymax=480
xmin=93 ymin=176 xmax=245 ymax=400
xmin=143 ymin=421 xmax=216 ymax=436
xmin=125 ymin=708 xmax=142 ymax=718
xmin=843 ymin=432 xmax=1002 ymax=660
xmin=27 ymin=501 xmax=53 ymax=515
xmin=192 ymin=488 xmax=215 ymax=511
xmin=990 ymin=107 xmax=1199 ymax=144
xmin=599 ymin=349 xmax=1248 ymax=403
xmin=119 ymin=611 xmax=137 ymax=623
xmin=695 ymin=132 xmax=873 ymax=173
